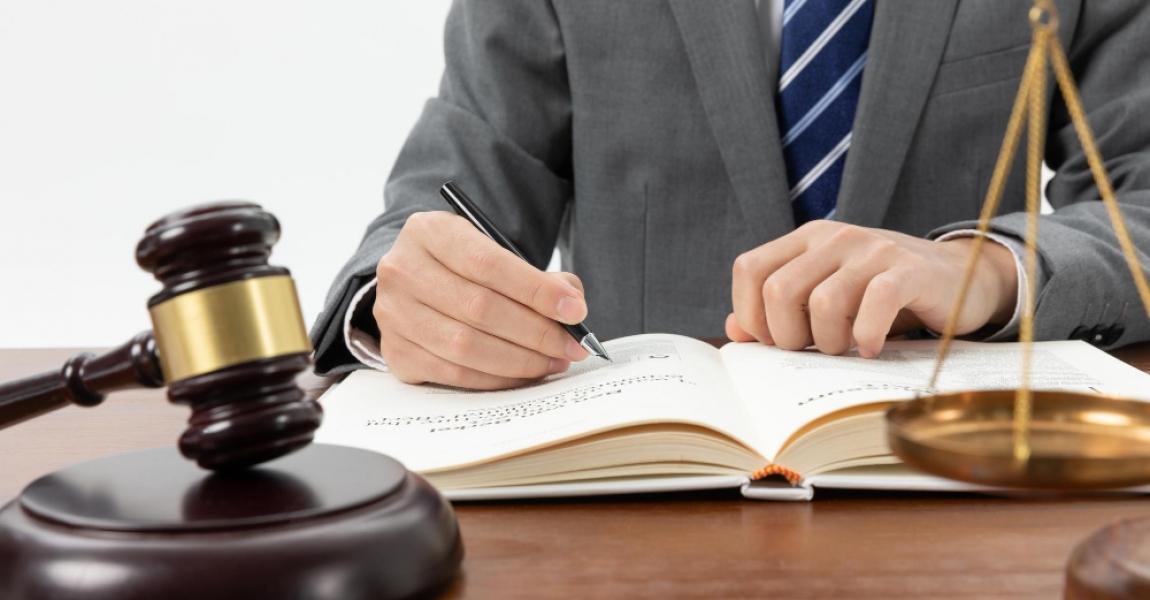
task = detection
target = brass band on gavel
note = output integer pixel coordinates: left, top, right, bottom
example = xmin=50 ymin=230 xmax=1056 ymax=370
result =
xmin=149 ymin=275 xmax=311 ymax=383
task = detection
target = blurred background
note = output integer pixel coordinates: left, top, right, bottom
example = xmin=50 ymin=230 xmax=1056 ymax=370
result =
xmin=0 ymin=0 xmax=453 ymax=346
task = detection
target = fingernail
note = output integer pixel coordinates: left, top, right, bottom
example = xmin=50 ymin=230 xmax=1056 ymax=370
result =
xmin=556 ymin=296 xmax=585 ymax=323
xmin=548 ymin=358 xmax=570 ymax=373
xmin=566 ymin=338 xmax=589 ymax=360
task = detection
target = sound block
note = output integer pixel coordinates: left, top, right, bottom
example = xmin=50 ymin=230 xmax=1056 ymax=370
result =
xmin=1066 ymin=517 xmax=1150 ymax=599
xmin=0 ymin=444 xmax=463 ymax=599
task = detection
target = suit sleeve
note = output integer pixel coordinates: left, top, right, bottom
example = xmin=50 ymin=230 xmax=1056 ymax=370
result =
xmin=932 ymin=0 xmax=1150 ymax=349
xmin=310 ymin=0 xmax=573 ymax=374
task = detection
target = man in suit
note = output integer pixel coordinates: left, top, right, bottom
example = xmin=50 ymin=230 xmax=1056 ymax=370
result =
xmin=310 ymin=0 xmax=1150 ymax=390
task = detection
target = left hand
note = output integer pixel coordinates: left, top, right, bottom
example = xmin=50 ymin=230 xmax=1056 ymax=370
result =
xmin=727 ymin=221 xmax=1019 ymax=358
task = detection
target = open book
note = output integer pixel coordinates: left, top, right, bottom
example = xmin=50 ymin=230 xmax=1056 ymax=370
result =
xmin=315 ymin=334 xmax=1150 ymax=501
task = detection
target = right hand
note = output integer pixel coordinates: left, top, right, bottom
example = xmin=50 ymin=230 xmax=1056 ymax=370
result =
xmin=373 ymin=211 xmax=591 ymax=390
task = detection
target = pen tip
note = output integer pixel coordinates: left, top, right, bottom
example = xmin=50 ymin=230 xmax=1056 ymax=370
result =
xmin=581 ymin=334 xmax=612 ymax=362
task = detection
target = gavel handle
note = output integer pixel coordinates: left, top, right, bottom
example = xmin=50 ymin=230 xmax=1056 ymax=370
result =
xmin=0 ymin=331 xmax=165 ymax=429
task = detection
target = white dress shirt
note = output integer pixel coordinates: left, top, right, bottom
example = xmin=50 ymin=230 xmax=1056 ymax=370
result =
xmin=343 ymin=0 xmax=1029 ymax=369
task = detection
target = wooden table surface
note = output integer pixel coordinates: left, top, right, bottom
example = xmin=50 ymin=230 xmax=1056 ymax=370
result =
xmin=4 ymin=346 xmax=1150 ymax=599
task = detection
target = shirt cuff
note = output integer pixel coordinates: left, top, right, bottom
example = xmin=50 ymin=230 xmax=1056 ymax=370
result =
xmin=343 ymin=277 xmax=390 ymax=371
xmin=934 ymin=229 xmax=1029 ymax=342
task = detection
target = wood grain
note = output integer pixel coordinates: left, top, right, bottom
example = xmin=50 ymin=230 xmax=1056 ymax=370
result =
xmin=4 ymin=346 xmax=1150 ymax=598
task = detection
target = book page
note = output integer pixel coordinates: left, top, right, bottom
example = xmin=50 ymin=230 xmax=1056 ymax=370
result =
xmin=315 ymin=334 xmax=761 ymax=472
xmin=720 ymin=339 xmax=1150 ymax=459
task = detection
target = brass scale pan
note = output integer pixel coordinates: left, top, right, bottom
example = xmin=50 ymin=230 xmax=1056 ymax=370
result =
xmin=888 ymin=390 xmax=1150 ymax=490
xmin=886 ymin=1 xmax=1150 ymax=491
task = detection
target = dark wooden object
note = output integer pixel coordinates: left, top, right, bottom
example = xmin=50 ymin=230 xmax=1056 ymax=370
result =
xmin=1066 ymin=518 xmax=1150 ymax=599
xmin=5 ymin=347 xmax=1150 ymax=598
xmin=0 ymin=202 xmax=321 ymax=470
xmin=0 ymin=332 xmax=162 ymax=429
xmin=0 ymin=203 xmax=463 ymax=598
xmin=138 ymin=202 xmax=321 ymax=470
xmin=0 ymin=445 xmax=462 ymax=599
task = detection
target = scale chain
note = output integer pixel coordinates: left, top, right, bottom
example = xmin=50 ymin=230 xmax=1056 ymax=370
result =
xmin=926 ymin=0 xmax=1150 ymax=463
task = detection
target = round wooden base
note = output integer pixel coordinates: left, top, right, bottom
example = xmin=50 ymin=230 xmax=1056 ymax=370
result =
xmin=0 ymin=444 xmax=462 ymax=599
xmin=1066 ymin=517 xmax=1150 ymax=599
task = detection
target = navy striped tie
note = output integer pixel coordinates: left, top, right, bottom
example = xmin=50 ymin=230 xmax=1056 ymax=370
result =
xmin=777 ymin=0 xmax=874 ymax=224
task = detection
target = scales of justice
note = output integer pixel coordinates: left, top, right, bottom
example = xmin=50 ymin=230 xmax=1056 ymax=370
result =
xmin=885 ymin=1 xmax=1150 ymax=596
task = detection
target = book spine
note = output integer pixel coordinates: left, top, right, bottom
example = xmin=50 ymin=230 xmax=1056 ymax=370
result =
xmin=750 ymin=464 xmax=802 ymax=486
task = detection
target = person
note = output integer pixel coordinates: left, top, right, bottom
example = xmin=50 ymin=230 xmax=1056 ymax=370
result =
xmin=310 ymin=0 xmax=1150 ymax=391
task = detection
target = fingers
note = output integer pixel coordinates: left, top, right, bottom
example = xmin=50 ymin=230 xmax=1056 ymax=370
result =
xmin=380 ymin=294 xmax=570 ymax=381
xmin=731 ymin=221 xmax=843 ymax=345
xmin=760 ymin=250 xmax=843 ymax=351
xmin=412 ymin=213 xmax=587 ymax=324
xmin=854 ymin=268 xmax=920 ymax=358
xmin=725 ymin=313 xmax=757 ymax=342
xmin=807 ymin=268 xmax=871 ymax=355
xmin=403 ymin=256 xmax=588 ymax=362
xmin=731 ymin=239 xmax=806 ymax=343
xmin=379 ymin=329 xmax=535 ymax=391
xmin=728 ymin=222 xmax=943 ymax=358
xmin=377 ymin=214 xmax=591 ymax=389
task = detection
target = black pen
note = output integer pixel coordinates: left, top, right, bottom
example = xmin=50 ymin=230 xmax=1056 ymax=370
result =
xmin=439 ymin=181 xmax=612 ymax=362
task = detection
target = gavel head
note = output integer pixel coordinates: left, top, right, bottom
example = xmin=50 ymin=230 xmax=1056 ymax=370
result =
xmin=135 ymin=202 xmax=322 ymax=470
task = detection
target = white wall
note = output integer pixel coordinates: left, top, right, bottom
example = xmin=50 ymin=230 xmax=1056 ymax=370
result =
xmin=0 ymin=0 xmax=453 ymax=347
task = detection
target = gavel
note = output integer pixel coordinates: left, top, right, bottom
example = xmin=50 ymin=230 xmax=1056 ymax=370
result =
xmin=0 ymin=201 xmax=322 ymax=470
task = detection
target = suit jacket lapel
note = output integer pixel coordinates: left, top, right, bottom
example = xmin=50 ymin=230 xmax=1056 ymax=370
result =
xmin=670 ymin=0 xmax=794 ymax=244
xmin=835 ymin=0 xmax=960 ymax=226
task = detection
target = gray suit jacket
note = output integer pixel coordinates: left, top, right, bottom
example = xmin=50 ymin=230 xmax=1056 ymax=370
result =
xmin=311 ymin=0 xmax=1150 ymax=374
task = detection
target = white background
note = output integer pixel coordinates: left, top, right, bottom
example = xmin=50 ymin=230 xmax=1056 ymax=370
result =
xmin=0 ymin=0 xmax=453 ymax=347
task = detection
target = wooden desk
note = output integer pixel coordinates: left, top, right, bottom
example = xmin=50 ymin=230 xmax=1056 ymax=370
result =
xmin=4 ymin=347 xmax=1150 ymax=598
